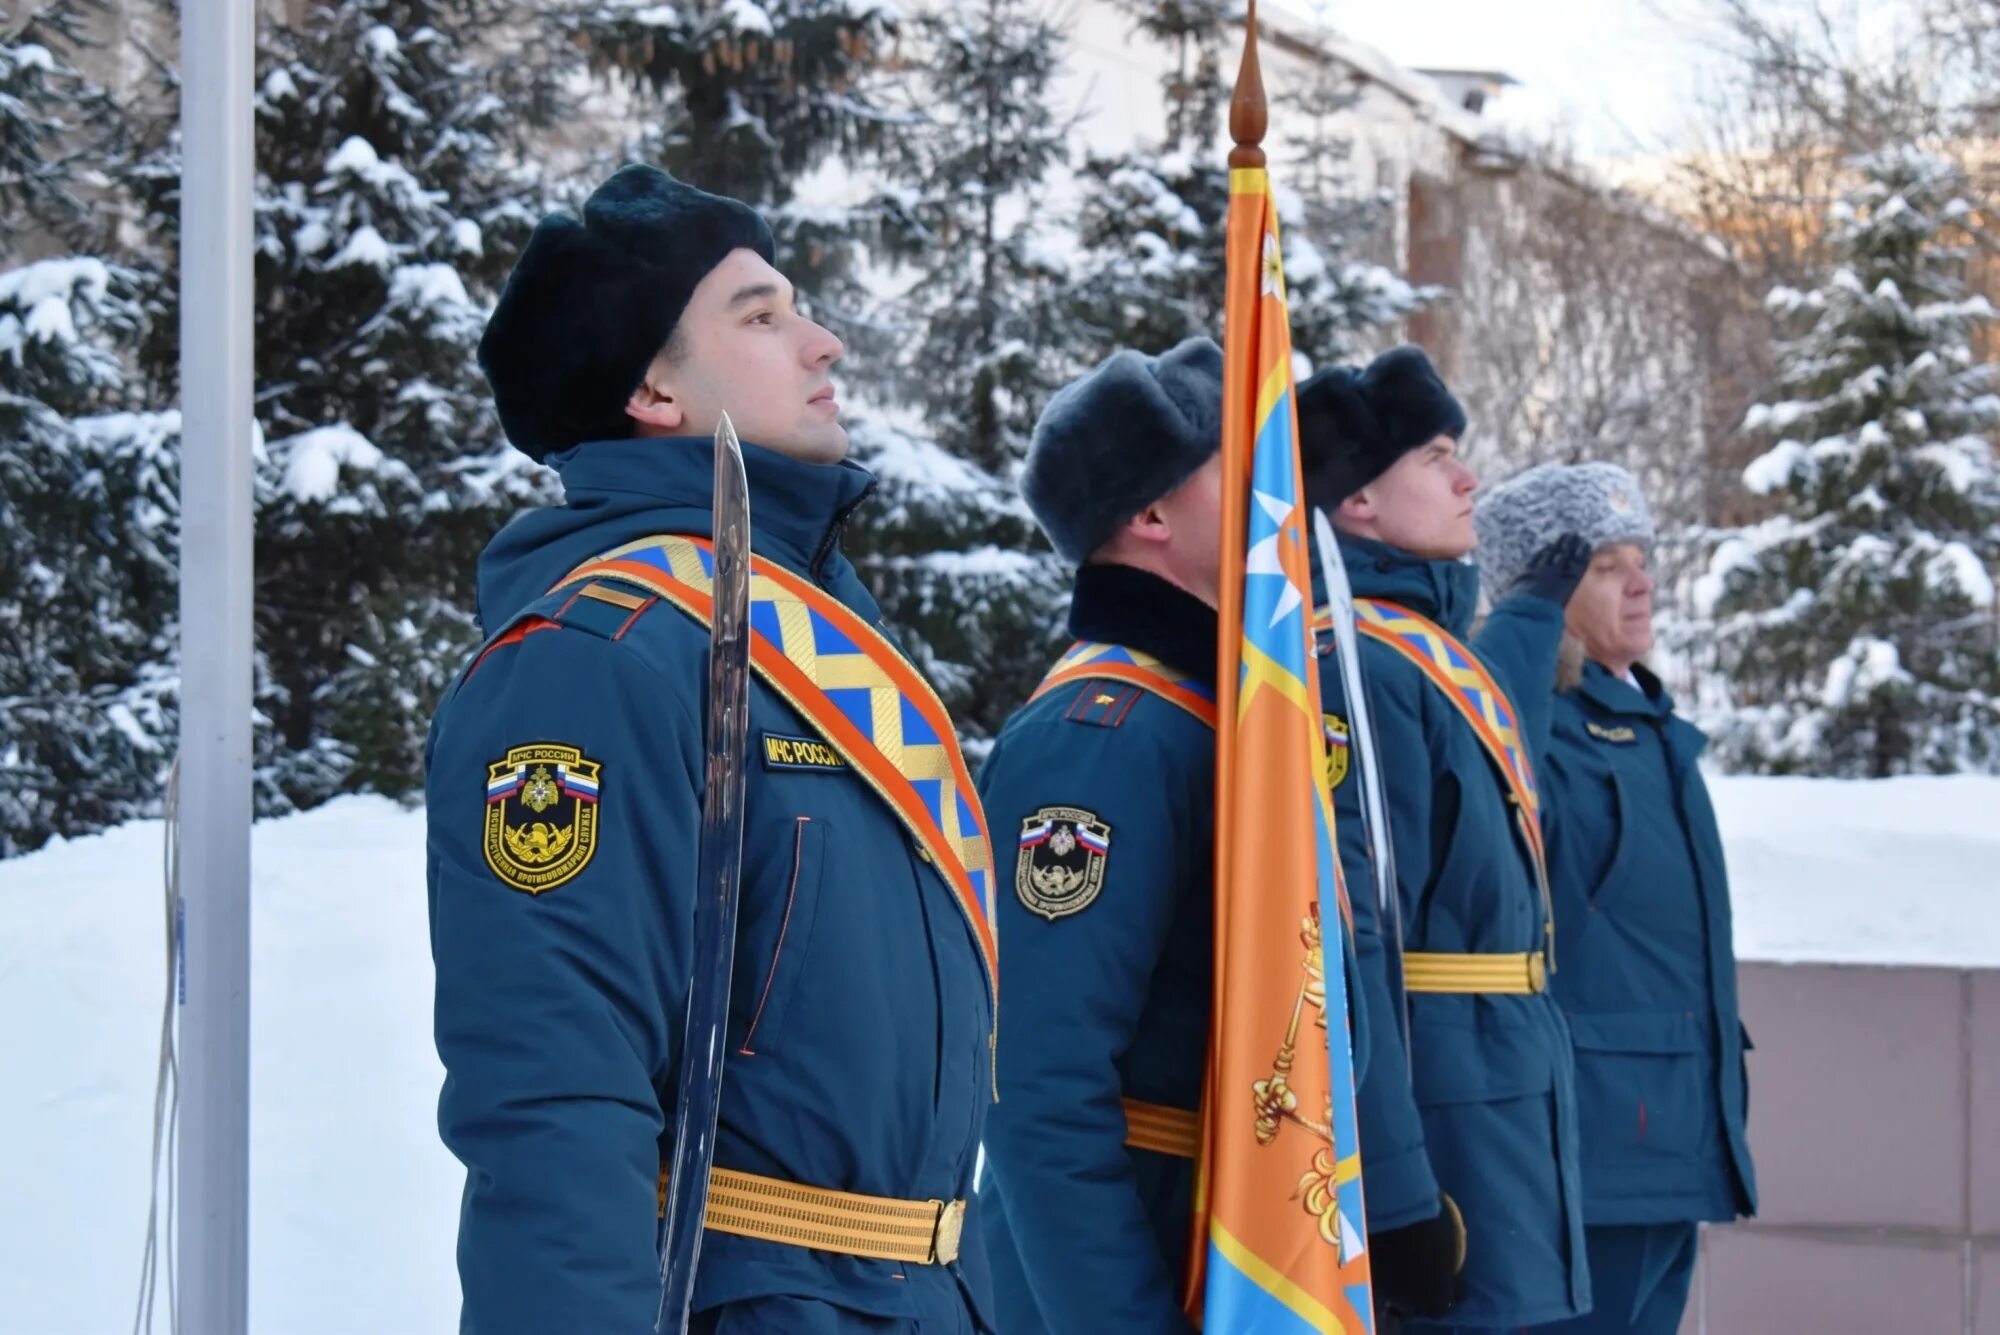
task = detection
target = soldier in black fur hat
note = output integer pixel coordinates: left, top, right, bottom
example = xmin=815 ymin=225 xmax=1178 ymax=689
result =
xmin=428 ymin=166 xmax=999 ymax=1333
xmin=1300 ymin=346 xmax=1597 ymax=1331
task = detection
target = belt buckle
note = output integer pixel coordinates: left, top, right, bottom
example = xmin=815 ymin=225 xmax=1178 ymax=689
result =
xmin=1527 ymin=951 xmax=1548 ymax=993
xmin=928 ymin=1198 xmax=965 ymax=1264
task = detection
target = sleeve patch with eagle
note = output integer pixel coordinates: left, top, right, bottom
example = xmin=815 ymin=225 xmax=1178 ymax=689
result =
xmin=1322 ymin=713 xmax=1351 ymax=792
xmin=1016 ymin=805 xmax=1112 ymax=920
xmin=483 ymin=742 xmax=604 ymax=894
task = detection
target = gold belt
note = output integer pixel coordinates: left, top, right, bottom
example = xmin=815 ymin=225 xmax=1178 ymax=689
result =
xmin=658 ymin=1166 xmax=965 ymax=1265
xmin=1122 ymin=1098 xmax=1199 ymax=1160
xmin=1404 ymin=950 xmax=1548 ymax=994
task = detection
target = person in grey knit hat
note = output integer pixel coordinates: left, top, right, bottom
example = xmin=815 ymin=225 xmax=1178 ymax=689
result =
xmin=1474 ymin=462 xmax=1759 ymax=1335
xmin=1474 ymin=462 xmax=1657 ymax=627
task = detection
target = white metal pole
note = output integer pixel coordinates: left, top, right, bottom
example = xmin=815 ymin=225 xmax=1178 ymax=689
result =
xmin=177 ymin=0 xmax=256 ymax=1326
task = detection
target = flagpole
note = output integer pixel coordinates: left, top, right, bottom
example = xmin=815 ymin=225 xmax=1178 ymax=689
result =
xmin=1210 ymin=0 xmax=1266 ymax=868
xmin=177 ymin=0 xmax=257 ymax=1326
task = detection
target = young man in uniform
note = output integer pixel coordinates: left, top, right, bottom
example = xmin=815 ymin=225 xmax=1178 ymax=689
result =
xmin=427 ymin=165 xmax=997 ymax=1333
xmin=975 ymin=340 xmax=1432 ymax=1331
xmin=1299 ymin=347 xmax=1593 ymax=1332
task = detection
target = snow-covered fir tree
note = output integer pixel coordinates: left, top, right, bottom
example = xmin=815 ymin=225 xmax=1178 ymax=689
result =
xmin=874 ymin=0 xmax=1072 ymax=473
xmin=249 ymin=0 xmax=575 ymax=805
xmin=0 ymin=257 xmax=179 ymax=855
xmin=0 ymin=9 xmax=181 ymax=854
xmin=844 ymin=0 xmax=1074 ymax=748
xmin=0 ymin=0 xmax=116 ymax=249
xmin=1700 ymin=146 xmax=2000 ymax=775
xmin=570 ymin=0 xmax=908 ymax=358
xmin=112 ymin=0 xmax=578 ymax=812
xmin=1062 ymin=0 xmax=1426 ymax=368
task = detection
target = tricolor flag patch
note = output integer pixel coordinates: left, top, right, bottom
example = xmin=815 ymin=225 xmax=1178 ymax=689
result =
xmin=1015 ymin=805 xmax=1112 ymax=920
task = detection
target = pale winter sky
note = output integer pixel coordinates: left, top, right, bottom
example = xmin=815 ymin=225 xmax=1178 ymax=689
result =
xmin=1320 ymin=0 xmax=1734 ymax=159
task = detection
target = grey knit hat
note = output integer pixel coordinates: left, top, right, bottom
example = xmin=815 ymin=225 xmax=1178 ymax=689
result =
xmin=1474 ymin=462 xmax=1655 ymax=598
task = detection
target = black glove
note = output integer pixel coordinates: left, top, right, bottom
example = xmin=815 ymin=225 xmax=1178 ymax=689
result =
xmin=1510 ymin=531 xmax=1592 ymax=607
xmin=1368 ymin=1192 xmax=1466 ymax=1319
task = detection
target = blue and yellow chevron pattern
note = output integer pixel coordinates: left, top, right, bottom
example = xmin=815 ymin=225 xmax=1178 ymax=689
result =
xmin=1338 ymin=599 xmax=1548 ymax=892
xmin=556 ymin=535 xmax=999 ymax=999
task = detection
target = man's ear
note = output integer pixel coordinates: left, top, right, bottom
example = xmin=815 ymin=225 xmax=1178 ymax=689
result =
xmin=624 ymin=355 xmax=685 ymax=432
xmin=1338 ymin=487 xmax=1374 ymax=525
xmin=1122 ymin=500 xmax=1172 ymax=547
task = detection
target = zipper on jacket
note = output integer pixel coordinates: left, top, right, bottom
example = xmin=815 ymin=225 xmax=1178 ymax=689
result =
xmin=811 ymin=484 xmax=876 ymax=586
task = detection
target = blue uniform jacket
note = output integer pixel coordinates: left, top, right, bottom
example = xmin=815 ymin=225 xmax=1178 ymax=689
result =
xmin=973 ymin=564 xmax=1376 ymax=1334
xmin=426 ymin=437 xmax=995 ymax=1333
xmin=1322 ymin=535 xmax=1590 ymax=1328
xmin=974 ymin=565 xmax=1216 ymax=1334
xmin=1541 ymin=662 xmax=1758 ymax=1226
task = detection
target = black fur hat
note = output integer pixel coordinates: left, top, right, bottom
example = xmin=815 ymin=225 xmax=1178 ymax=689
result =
xmin=1023 ymin=337 xmax=1225 ymax=565
xmin=1297 ymin=345 xmax=1467 ymax=510
xmin=476 ymin=165 xmax=775 ymax=462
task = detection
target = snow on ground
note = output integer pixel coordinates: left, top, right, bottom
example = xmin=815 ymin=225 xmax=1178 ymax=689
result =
xmin=2 ymin=777 xmax=1997 ymax=1331
xmin=1708 ymin=774 xmax=2000 ymax=969
xmin=0 ymin=798 xmax=458 ymax=1335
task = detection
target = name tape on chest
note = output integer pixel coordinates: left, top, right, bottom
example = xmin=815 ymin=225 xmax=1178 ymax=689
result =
xmin=761 ymin=731 xmax=850 ymax=772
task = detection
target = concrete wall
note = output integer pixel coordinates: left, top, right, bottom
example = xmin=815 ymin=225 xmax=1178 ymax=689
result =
xmin=1680 ymin=962 xmax=2000 ymax=1334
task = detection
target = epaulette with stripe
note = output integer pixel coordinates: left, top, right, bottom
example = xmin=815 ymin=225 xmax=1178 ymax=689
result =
xmin=1059 ymin=679 xmax=1148 ymax=729
xmin=545 ymin=576 xmax=662 ymax=642
xmin=464 ymin=577 xmax=663 ymax=681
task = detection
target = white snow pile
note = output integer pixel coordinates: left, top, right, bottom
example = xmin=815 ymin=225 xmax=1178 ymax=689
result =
xmin=1707 ymin=774 xmax=2000 ymax=968
xmin=4 ymin=776 xmax=1999 ymax=1329
xmin=0 ymin=798 xmax=459 ymax=1334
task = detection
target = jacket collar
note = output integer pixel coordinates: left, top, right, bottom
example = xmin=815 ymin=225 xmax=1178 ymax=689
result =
xmin=1068 ymin=562 xmax=1220 ymax=685
xmin=1578 ymin=660 xmax=1675 ymax=720
xmin=550 ymin=435 xmax=876 ymax=575
xmin=1330 ymin=533 xmax=1482 ymax=636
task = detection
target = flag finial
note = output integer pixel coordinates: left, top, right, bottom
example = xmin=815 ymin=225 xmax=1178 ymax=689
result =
xmin=1229 ymin=0 xmax=1267 ymax=168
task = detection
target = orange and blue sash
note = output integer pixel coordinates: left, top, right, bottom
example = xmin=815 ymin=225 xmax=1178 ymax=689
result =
xmin=555 ymin=535 xmax=998 ymax=1004
xmin=1030 ymin=641 xmax=1218 ymax=728
xmin=1321 ymin=598 xmax=1552 ymax=929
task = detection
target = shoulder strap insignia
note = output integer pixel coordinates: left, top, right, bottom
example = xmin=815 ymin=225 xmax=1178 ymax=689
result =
xmin=548 ymin=578 xmax=660 ymax=641
xmin=1063 ymin=680 xmax=1144 ymax=728
xmin=1032 ymin=641 xmax=1218 ymax=729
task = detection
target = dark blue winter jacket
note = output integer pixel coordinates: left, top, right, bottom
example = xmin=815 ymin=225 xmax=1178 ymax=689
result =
xmin=426 ymin=437 xmax=995 ymax=1333
xmin=1320 ymin=534 xmax=1590 ymax=1328
xmin=975 ymin=561 xmax=1383 ymax=1333
xmin=1541 ymin=661 xmax=1758 ymax=1226
xmin=973 ymin=564 xmax=1217 ymax=1335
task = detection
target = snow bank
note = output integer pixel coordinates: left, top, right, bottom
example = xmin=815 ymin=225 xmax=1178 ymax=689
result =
xmin=0 ymin=798 xmax=459 ymax=1333
xmin=1707 ymin=774 xmax=2000 ymax=969
xmin=3 ymin=776 xmax=1998 ymax=1328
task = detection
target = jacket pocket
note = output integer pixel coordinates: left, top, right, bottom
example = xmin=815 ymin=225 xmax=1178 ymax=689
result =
xmin=1585 ymin=771 xmax=1639 ymax=906
xmin=737 ymin=817 xmax=829 ymax=1057
xmin=1567 ymin=1011 xmax=1705 ymax=1161
xmin=1411 ymin=1015 xmax=1558 ymax=1106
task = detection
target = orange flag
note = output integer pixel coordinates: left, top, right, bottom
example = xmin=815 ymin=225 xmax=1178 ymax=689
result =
xmin=1188 ymin=10 xmax=1374 ymax=1331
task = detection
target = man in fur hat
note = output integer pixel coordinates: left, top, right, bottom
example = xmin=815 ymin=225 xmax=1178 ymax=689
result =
xmin=1299 ymin=347 xmax=1595 ymax=1331
xmin=427 ymin=165 xmax=997 ymax=1333
xmin=973 ymin=338 xmax=1227 ymax=1333
xmin=978 ymin=338 xmax=1454 ymax=1330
